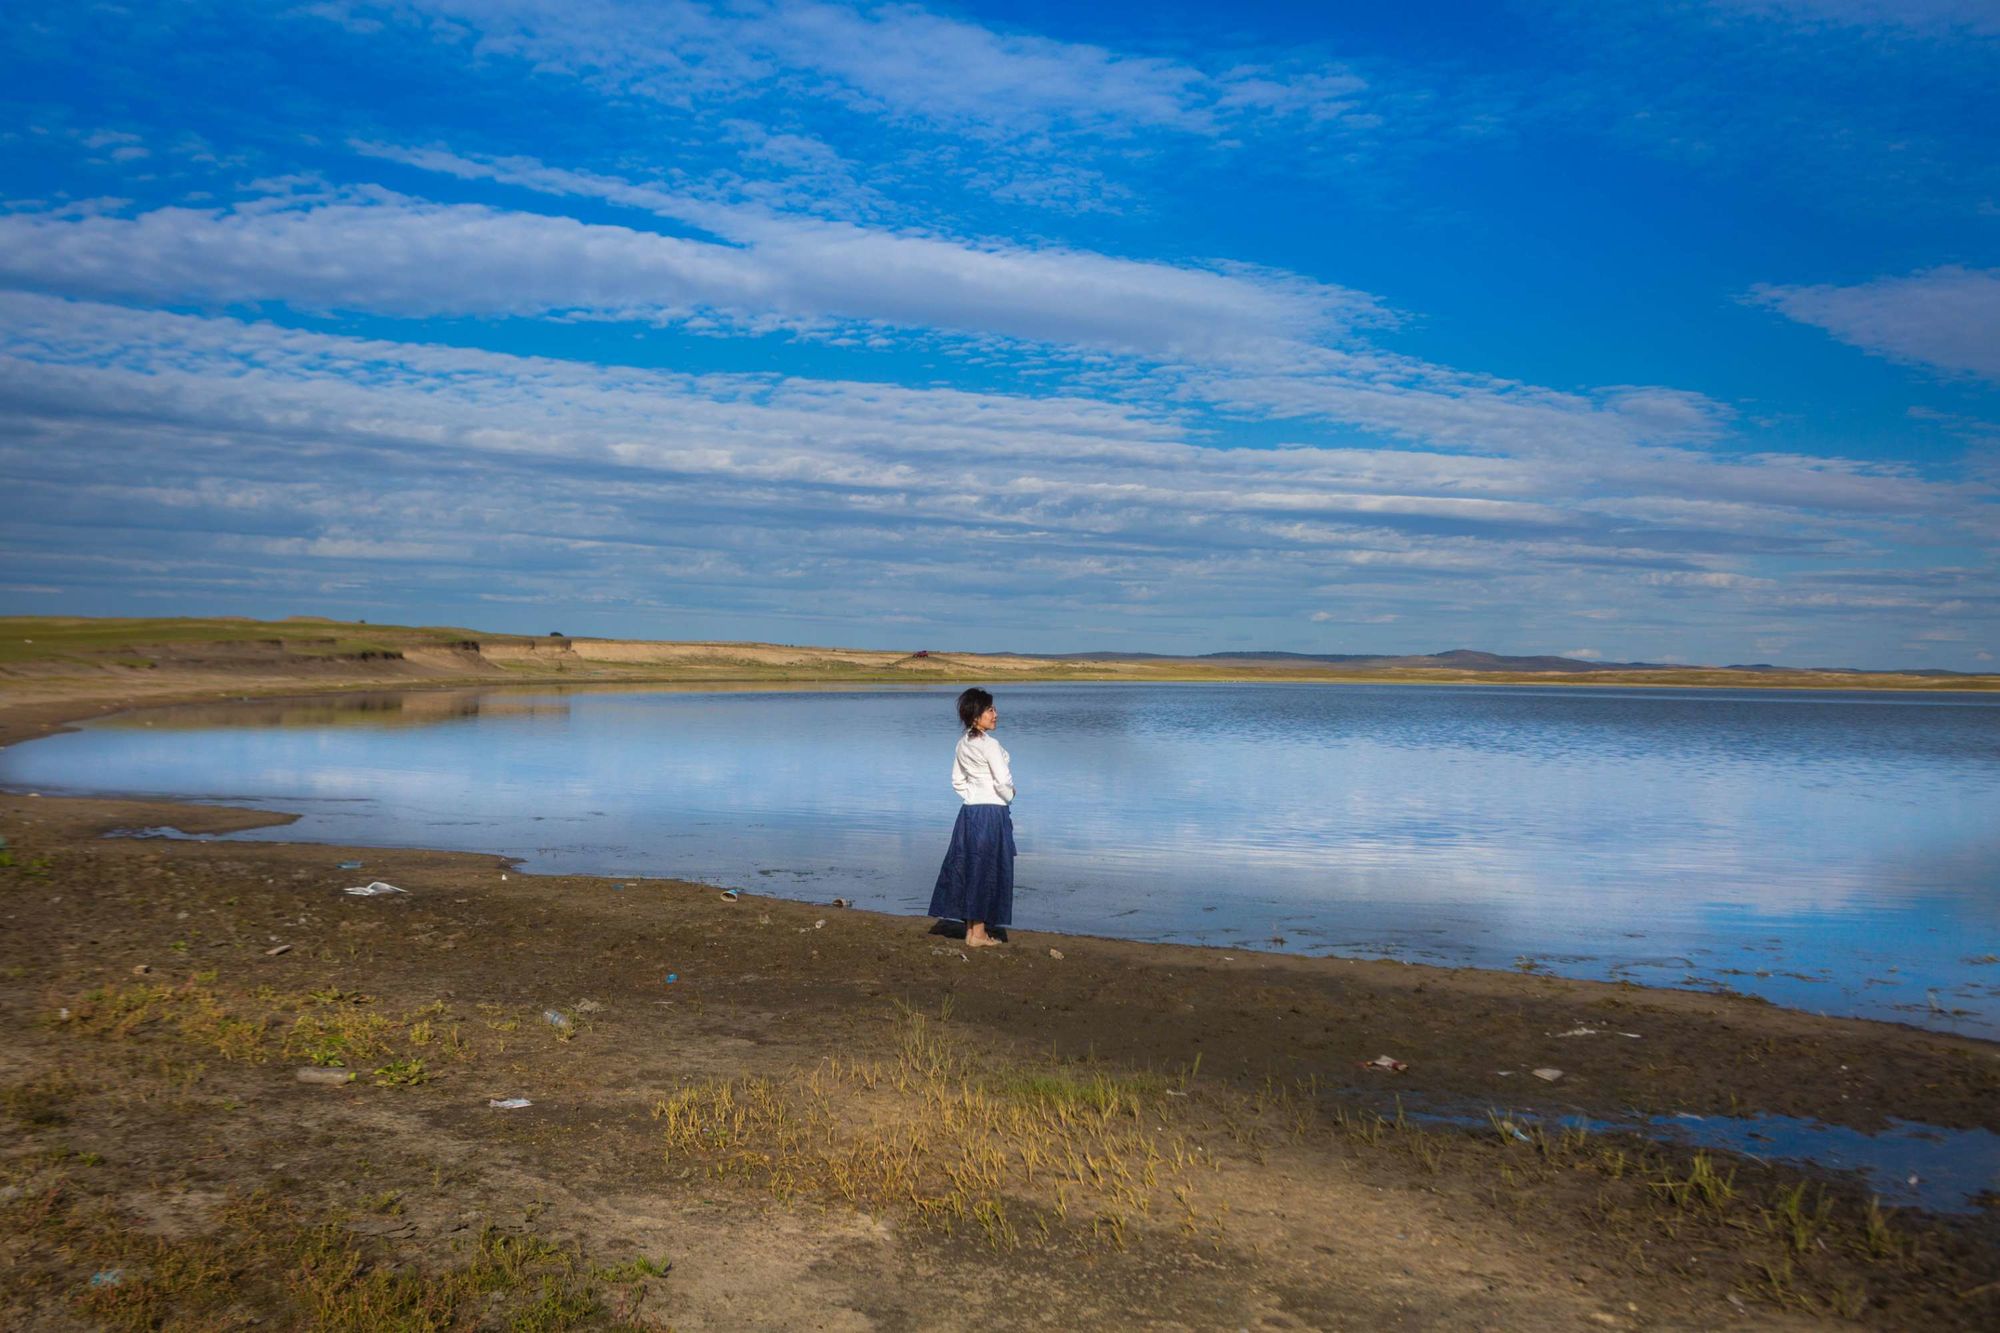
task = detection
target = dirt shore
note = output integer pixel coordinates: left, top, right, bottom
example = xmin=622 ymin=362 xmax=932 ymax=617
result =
xmin=2 ymin=675 xmax=1998 ymax=1331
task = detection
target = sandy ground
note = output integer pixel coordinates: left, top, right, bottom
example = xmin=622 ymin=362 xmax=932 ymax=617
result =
xmin=2 ymin=671 xmax=1998 ymax=1331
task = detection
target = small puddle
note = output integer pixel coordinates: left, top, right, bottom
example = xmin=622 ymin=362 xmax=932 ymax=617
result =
xmin=104 ymin=826 xmax=224 ymax=840
xmin=1389 ymin=1096 xmax=1999 ymax=1212
xmin=1638 ymin=1111 xmax=1999 ymax=1213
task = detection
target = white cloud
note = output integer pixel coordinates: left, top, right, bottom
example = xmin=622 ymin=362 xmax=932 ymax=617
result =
xmin=11 ymin=279 xmax=1961 ymax=596
xmin=6 ymin=294 xmax=1965 ymax=589
xmin=1750 ymin=266 xmax=2000 ymax=381
xmin=0 ymin=188 xmax=1371 ymax=357
xmin=1559 ymin=647 xmax=1602 ymax=659
xmin=0 ymin=154 xmax=1762 ymax=468
xmin=321 ymin=0 xmax=1384 ymax=142
xmin=1638 ymin=571 xmax=1778 ymax=589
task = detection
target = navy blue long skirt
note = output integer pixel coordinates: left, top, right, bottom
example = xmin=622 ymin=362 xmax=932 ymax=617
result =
xmin=928 ymin=803 xmax=1015 ymax=926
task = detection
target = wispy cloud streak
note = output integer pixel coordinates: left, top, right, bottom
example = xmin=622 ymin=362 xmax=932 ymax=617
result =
xmin=1750 ymin=267 xmax=2000 ymax=382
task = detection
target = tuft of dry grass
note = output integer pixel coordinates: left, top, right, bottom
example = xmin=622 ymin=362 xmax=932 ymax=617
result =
xmin=651 ymin=1005 xmax=1219 ymax=1251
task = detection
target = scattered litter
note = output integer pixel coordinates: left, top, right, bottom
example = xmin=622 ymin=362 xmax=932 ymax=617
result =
xmin=500 ymin=874 xmax=508 ymax=881
xmin=618 ymin=883 xmax=634 ymax=891
xmin=1552 ymin=1026 xmax=1600 ymax=1038
xmin=131 ymin=964 xmax=152 ymax=976
xmin=543 ymin=1009 xmax=572 ymax=1032
xmin=719 ymin=889 xmax=739 ymax=902
xmin=488 ymin=1097 xmax=532 ymax=1110
xmin=1165 ymin=1088 xmax=1188 ymax=1097
xmin=56 ymin=1007 xmax=70 ymax=1022
xmin=90 ymin=1270 xmax=123 ymax=1288
xmin=1358 ymin=1055 xmax=1408 ymax=1073
xmin=343 ymin=881 xmax=407 ymax=897
xmin=930 ymin=946 xmax=968 ymax=961
xmin=1500 ymin=1121 xmax=1532 ymax=1143
xmin=1496 ymin=1070 xmax=1514 ymax=1077
xmin=1532 ymin=1067 xmax=1565 ymax=1083
xmin=814 ymin=919 xmax=826 ymax=930
xmin=831 ymin=897 xmax=850 ymax=908
xmin=336 ymin=860 xmax=363 ymax=870
xmin=1675 ymin=1111 xmax=1705 ymax=1121
xmin=264 ymin=944 xmax=292 ymax=957
xmin=663 ymin=973 xmax=678 ymax=985
xmin=295 ymin=1067 xmax=356 ymax=1086
xmin=1048 ymin=948 xmax=1064 ymax=960
xmin=574 ymin=999 xmax=605 ymax=1014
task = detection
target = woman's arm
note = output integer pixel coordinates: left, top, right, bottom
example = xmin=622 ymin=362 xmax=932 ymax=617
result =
xmin=984 ymin=736 xmax=1015 ymax=804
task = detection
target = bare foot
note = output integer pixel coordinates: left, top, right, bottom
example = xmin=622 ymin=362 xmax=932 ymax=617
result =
xmin=965 ymin=933 xmax=1001 ymax=948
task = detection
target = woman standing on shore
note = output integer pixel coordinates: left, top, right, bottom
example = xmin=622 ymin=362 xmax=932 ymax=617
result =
xmin=929 ymin=687 xmax=1015 ymax=948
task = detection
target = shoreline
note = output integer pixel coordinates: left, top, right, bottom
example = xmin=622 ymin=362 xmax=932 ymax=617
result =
xmin=4 ymin=674 xmax=1999 ymax=1328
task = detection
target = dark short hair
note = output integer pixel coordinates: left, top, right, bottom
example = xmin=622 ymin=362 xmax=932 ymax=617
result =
xmin=956 ymin=687 xmax=993 ymax=735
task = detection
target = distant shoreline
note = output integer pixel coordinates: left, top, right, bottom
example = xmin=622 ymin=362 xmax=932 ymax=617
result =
xmin=2 ymin=613 xmax=1994 ymax=696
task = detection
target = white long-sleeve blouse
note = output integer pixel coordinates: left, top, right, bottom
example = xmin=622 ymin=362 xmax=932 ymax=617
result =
xmin=951 ymin=731 xmax=1015 ymax=806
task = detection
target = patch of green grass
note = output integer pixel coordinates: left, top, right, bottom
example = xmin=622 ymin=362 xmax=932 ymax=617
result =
xmin=0 ymin=616 xmax=484 ymax=666
xmin=0 ymin=1174 xmax=664 ymax=1332
xmin=1648 ymin=1151 xmax=1738 ymax=1214
xmin=371 ymin=1058 xmax=431 ymax=1088
xmin=63 ymin=979 xmax=472 ymax=1077
xmin=593 ymin=1256 xmax=671 ymax=1282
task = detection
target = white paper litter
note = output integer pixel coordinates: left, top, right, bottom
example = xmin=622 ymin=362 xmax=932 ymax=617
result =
xmin=1551 ymin=1025 xmax=1641 ymax=1039
xmin=343 ymin=881 xmax=407 ymax=897
xmin=488 ymin=1097 xmax=532 ymax=1110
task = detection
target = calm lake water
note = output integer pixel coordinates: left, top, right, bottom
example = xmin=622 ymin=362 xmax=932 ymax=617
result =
xmin=6 ymin=682 xmax=1998 ymax=1035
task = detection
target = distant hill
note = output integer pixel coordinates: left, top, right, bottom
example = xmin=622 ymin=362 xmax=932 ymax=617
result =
xmin=1036 ymin=648 xmax=1984 ymax=678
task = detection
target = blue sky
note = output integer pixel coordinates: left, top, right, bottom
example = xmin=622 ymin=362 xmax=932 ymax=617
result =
xmin=1 ymin=0 xmax=1995 ymax=668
